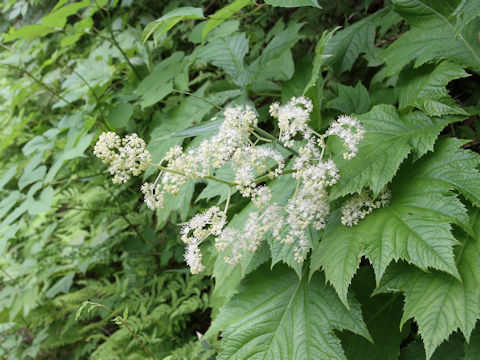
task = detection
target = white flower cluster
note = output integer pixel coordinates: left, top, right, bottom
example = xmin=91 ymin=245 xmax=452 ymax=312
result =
xmin=341 ymin=189 xmax=391 ymax=227
xmin=215 ymin=204 xmax=284 ymax=265
xmin=326 ymin=115 xmax=365 ymax=160
xmin=180 ymin=206 xmax=227 ymax=274
xmin=285 ymin=159 xmax=339 ymax=262
xmin=94 ymin=132 xmax=151 ymax=184
xmin=95 ymin=96 xmax=370 ymax=274
xmin=232 ymin=145 xmax=284 ymax=202
xmin=269 ymin=96 xmax=314 ymax=146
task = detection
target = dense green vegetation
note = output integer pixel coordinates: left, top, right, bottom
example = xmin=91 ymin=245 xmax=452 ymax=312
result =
xmin=1 ymin=0 xmax=480 ymax=359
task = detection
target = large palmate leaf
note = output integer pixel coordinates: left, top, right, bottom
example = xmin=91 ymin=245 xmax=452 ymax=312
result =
xmin=374 ymin=208 xmax=480 ymax=359
xmin=207 ymin=264 xmax=370 ymax=360
xmin=384 ymin=0 xmax=480 ymax=76
xmin=313 ymin=138 xmax=479 ymax=307
xmin=397 ymin=61 xmax=469 ymax=116
xmin=330 ymin=104 xmax=460 ymax=199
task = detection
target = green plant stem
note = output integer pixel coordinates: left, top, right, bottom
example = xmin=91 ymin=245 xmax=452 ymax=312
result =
xmin=252 ymin=126 xmax=299 ymax=156
xmin=224 ymin=186 xmax=233 ymax=213
xmin=172 ymin=89 xmax=224 ymax=110
xmin=69 ymin=68 xmax=110 ymax=129
xmin=2 ymin=64 xmax=79 ymax=109
xmin=253 ymin=169 xmax=295 ymax=184
xmin=84 ymin=302 xmax=155 ymax=360
xmin=95 ymin=0 xmax=143 ymax=81
xmin=147 ymin=162 xmax=237 ymax=187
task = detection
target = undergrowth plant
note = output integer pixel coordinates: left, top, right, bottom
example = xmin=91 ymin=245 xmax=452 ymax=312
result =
xmin=1 ymin=0 xmax=480 ymax=359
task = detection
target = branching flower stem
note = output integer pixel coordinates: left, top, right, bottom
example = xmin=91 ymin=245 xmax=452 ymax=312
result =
xmin=147 ymin=162 xmax=237 ymax=187
xmin=252 ymin=126 xmax=299 ymax=156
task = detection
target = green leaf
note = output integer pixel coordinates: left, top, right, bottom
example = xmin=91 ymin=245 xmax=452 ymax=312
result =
xmin=315 ymin=138 xmax=477 ymax=306
xmin=108 ymin=103 xmax=133 ymax=129
xmin=339 ymin=267 xmax=406 ymax=360
xmin=207 ymin=264 xmax=370 ymax=360
xmin=324 ymin=8 xmax=400 ymax=73
xmin=397 ymin=61 xmax=470 ymax=116
xmin=265 ymin=0 xmax=321 ymax=8
xmin=465 ymin=324 xmax=480 ymax=360
xmin=196 ymin=33 xmax=249 ymax=80
xmin=303 ymin=27 xmax=339 ymax=95
xmin=18 ymin=166 xmax=46 ymax=190
xmin=326 ymin=81 xmax=371 ymax=114
xmin=375 ymin=208 xmax=480 ymax=359
xmin=141 ymin=7 xmax=205 ymax=45
xmin=331 ymin=105 xmax=459 ymax=199
xmin=159 ymin=118 xmax=224 ymax=140
xmin=384 ymin=0 xmax=480 ymax=76
xmin=28 ymin=186 xmax=55 ymax=215
xmin=45 ymin=272 xmax=75 ymax=299
xmin=202 ymin=0 xmax=252 ymax=40
xmin=135 ymin=52 xmax=184 ymax=108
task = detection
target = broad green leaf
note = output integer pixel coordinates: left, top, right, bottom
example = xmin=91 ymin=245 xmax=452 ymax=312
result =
xmin=196 ymin=33 xmax=249 ymax=80
xmin=41 ymin=0 xmax=90 ymax=28
xmin=141 ymin=7 xmax=205 ymax=45
xmin=207 ymin=264 xmax=370 ymax=360
xmin=326 ymin=81 xmax=371 ymax=114
xmin=196 ymin=162 xmax=235 ymax=204
xmin=0 ymin=166 xmax=17 ymax=190
xmin=265 ymin=0 xmax=321 ymax=8
xmin=135 ymin=52 xmax=184 ymax=108
xmin=45 ymin=271 xmax=75 ymax=299
xmin=202 ymin=0 xmax=252 ymax=40
xmin=375 ymin=208 xmax=480 ymax=359
xmin=18 ymin=166 xmax=46 ymax=190
xmin=159 ymin=118 xmax=224 ymax=140
xmin=465 ymin=324 xmax=480 ymax=360
xmin=324 ymin=8 xmax=400 ymax=73
xmin=256 ymin=23 xmax=304 ymax=69
xmin=303 ymin=27 xmax=339 ymax=94
xmin=339 ymin=267 xmax=406 ymax=360
xmin=315 ymin=138 xmax=477 ymax=306
xmin=397 ymin=61 xmax=469 ymax=116
xmin=108 ymin=102 xmax=133 ymax=129
xmin=331 ymin=104 xmax=460 ymax=199
xmin=384 ymin=0 xmax=480 ymax=76
xmin=28 ymin=186 xmax=54 ymax=215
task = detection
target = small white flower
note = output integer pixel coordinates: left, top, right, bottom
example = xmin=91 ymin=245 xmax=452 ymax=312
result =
xmin=141 ymin=182 xmax=164 ymax=210
xmin=341 ymin=188 xmax=391 ymax=226
xmin=94 ymin=132 xmax=151 ymax=183
xmin=326 ymin=115 xmax=365 ymax=160
xmin=269 ymin=96 xmax=313 ymax=146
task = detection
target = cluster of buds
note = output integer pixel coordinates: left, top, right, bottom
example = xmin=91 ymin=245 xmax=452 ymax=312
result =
xmin=94 ymin=95 xmax=375 ymax=274
xmin=93 ymin=132 xmax=151 ymax=184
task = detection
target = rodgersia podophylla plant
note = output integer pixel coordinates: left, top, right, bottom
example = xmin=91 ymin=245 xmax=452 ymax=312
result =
xmin=94 ymin=96 xmax=389 ymax=274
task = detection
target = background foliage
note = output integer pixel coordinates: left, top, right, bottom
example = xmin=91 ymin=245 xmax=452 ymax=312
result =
xmin=1 ymin=0 xmax=479 ymax=359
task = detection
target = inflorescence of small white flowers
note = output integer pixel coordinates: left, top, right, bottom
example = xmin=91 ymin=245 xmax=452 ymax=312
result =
xmin=326 ymin=115 xmax=365 ymax=160
xmin=180 ymin=206 xmax=227 ymax=274
xmin=94 ymin=132 xmax=151 ymax=184
xmin=141 ymin=182 xmax=164 ymax=210
xmin=94 ymin=96 xmax=371 ymax=274
xmin=341 ymin=188 xmax=391 ymax=227
xmin=269 ymin=96 xmax=314 ymax=147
